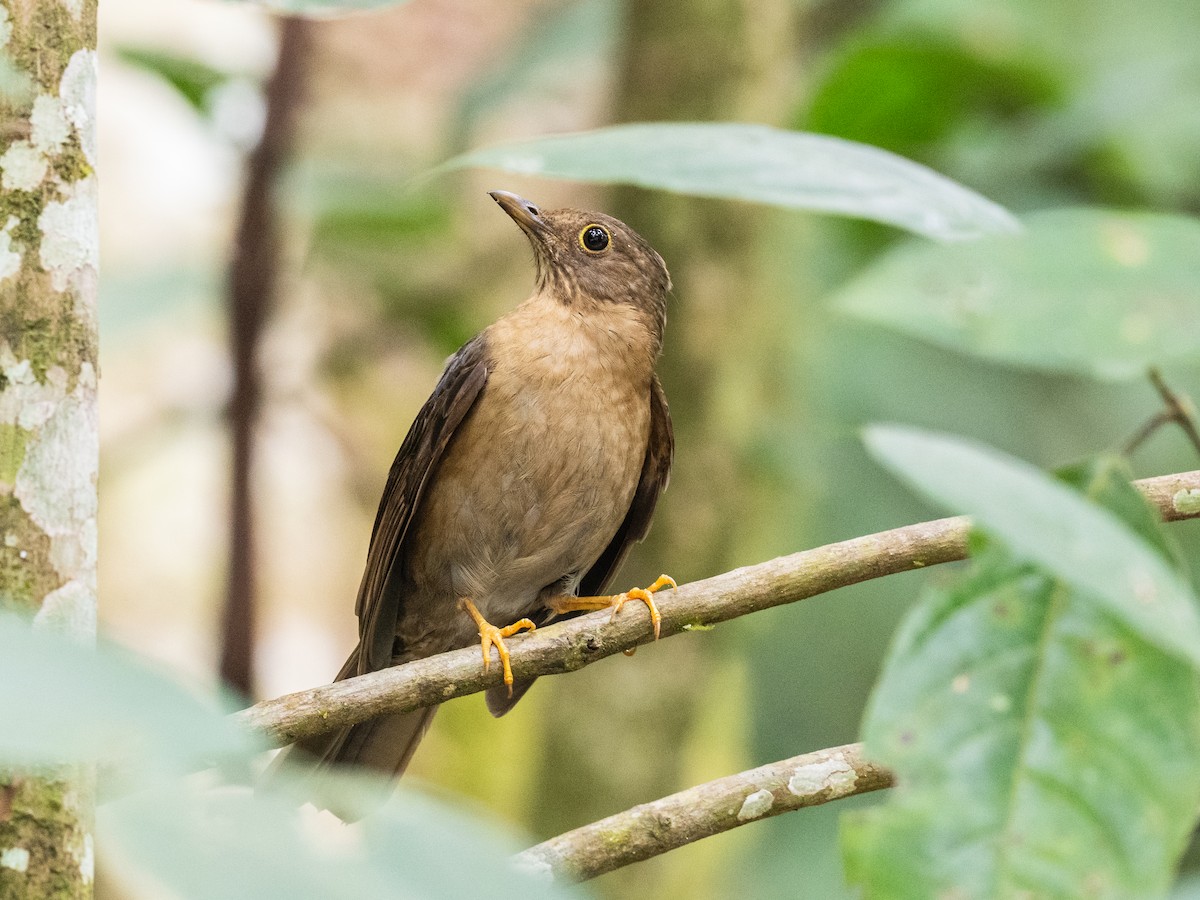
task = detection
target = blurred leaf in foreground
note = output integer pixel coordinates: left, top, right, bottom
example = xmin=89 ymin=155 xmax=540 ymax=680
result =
xmin=441 ymin=123 xmax=1019 ymax=242
xmin=103 ymin=774 xmax=580 ymax=900
xmin=862 ymin=425 xmax=1200 ymax=666
xmin=0 ymin=613 xmax=256 ymax=773
xmin=844 ymin=447 xmax=1200 ymax=898
xmin=837 ymin=208 xmax=1200 ymax=380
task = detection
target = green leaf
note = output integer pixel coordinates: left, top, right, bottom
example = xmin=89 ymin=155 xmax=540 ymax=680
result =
xmin=102 ymin=775 xmax=579 ymax=900
xmin=845 ymin=455 xmax=1200 ymax=897
xmin=805 ymin=38 xmax=1058 ymax=159
xmin=439 ymin=123 xmax=1019 ymax=242
xmin=0 ymin=613 xmax=257 ymax=772
xmin=843 ymin=535 xmax=1200 ymax=898
xmin=116 ymin=47 xmax=231 ymax=115
xmin=1055 ymin=455 xmax=1184 ymax=569
xmin=863 ymin=425 xmax=1200 ymax=667
xmin=837 ymin=207 xmax=1200 ymax=380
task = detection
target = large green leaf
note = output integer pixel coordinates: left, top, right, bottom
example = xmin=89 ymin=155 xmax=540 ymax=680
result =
xmin=843 ymin=456 xmax=1200 ymax=898
xmin=102 ymin=775 xmax=578 ymax=900
xmin=440 ymin=123 xmax=1019 ymax=241
xmin=0 ymin=613 xmax=256 ymax=772
xmin=837 ymin=207 xmax=1200 ymax=380
xmin=862 ymin=426 xmax=1200 ymax=667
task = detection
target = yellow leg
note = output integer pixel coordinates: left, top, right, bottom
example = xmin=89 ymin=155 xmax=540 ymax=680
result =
xmin=458 ymin=598 xmax=536 ymax=697
xmin=547 ymin=574 xmax=677 ymax=640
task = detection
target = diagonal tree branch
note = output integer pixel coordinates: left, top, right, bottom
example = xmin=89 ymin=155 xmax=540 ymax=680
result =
xmin=234 ymin=470 xmax=1200 ymax=746
xmin=513 ymin=742 xmax=892 ymax=882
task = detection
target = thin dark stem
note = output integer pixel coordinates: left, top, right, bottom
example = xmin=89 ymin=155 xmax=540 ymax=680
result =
xmin=1149 ymin=369 xmax=1200 ymax=456
xmin=1123 ymin=411 xmax=1172 ymax=457
xmin=221 ymin=17 xmax=311 ymax=698
xmin=1124 ymin=368 xmax=1200 ymax=458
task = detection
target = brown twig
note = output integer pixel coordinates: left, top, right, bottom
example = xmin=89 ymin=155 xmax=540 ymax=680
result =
xmin=1124 ymin=368 xmax=1200 ymax=458
xmin=221 ymin=17 xmax=312 ymax=698
xmin=513 ymin=742 xmax=892 ymax=882
xmin=232 ymin=470 xmax=1200 ymax=746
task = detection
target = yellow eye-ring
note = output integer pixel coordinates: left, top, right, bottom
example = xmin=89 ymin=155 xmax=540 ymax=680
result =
xmin=579 ymin=224 xmax=611 ymax=253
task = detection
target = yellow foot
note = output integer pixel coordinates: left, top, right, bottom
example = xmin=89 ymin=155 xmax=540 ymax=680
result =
xmin=548 ymin=574 xmax=677 ymax=640
xmin=458 ymin=598 xmax=536 ymax=697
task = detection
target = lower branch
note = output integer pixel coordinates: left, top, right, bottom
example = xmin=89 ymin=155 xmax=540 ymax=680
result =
xmin=513 ymin=742 xmax=891 ymax=882
xmin=234 ymin=470 xmax=1200 ymax=746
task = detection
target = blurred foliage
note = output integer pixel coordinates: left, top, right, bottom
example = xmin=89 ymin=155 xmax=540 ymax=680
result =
xmin=297 ymin=168 xmax=478 ymax=357
xmin=452 ymin=0 xmax=621 ymax=147
xmin=0 ymin=613 xmax=576 ymax=899
xmin=116 ymin=47 xmax=233 ymax=117
xmin=838 ymin=208 xmax=1200 ymax=380
xmin=845 ymin=449 xmax=1200 ymax=897
xmin=806 ymin=37 xmax=1061 ymax=160
xmin=0 ymin=614 xmax=254 ymax=775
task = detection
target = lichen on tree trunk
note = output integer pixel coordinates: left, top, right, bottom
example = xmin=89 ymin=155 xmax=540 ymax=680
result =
xmin=0 ymin=0 xmax=98 ymax=896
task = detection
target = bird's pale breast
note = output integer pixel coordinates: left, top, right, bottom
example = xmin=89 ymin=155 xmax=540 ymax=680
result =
xmin=395 ymin=294 xmax=657 ymax=656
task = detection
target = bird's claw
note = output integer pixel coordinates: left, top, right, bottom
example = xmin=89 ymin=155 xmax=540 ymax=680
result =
xmin=609 ymin=574 xmax=676 ymax=641
xmin=459 ymin=598 xmax=536 ymax=697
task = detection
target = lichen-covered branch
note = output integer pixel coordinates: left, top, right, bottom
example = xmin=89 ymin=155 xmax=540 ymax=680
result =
xmin=235 ymin=470 xmax=1200 ymax=747
xmin=0 ymin=0 xmax=98 ymax=895
xmin=513 ymin=742 xmax=892 ymax=882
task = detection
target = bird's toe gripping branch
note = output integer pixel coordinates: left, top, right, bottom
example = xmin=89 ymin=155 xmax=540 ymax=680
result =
xmin=548 ymin=574 xmax=677 ymax=641
xmin=459 ymin=598 xmax=536 ymax=697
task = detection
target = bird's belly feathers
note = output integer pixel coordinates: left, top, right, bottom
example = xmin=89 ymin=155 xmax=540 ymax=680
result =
xmin=397 ymin=322 xmax=653 ymax=654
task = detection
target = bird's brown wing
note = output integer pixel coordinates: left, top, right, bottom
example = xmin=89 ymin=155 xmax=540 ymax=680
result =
xmin=355 ymin=335 xmax=489 ymax=674
xmin=579 ymin=374 xmax=674 ymax=597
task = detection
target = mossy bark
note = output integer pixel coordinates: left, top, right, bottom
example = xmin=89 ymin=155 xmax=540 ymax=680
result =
xmin=0 ymin=0 xmax=98 ymax=896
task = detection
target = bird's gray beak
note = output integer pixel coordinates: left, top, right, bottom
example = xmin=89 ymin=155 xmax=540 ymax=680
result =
xmin=489 ymin=191 xmax=547 ymax=241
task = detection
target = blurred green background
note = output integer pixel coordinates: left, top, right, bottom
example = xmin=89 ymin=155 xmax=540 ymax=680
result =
xmin=98 ymin=0 xmax=1200 ymax=895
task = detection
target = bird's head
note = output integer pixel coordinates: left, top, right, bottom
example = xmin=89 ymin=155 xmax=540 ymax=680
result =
xmin=489 ymin=190 xmax=671 ymax=328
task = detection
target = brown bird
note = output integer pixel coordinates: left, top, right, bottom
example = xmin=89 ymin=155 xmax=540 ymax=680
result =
xmin=277 ymin=191 xmax=674 ymax=800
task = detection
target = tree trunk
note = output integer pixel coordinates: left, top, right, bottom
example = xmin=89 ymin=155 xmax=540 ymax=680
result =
xmin=0 ymin=0 xmax=98 ymax=896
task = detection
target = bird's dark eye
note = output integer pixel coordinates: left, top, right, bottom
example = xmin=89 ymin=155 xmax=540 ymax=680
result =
xmin=580 ymin=225 xmax=610 ymax=253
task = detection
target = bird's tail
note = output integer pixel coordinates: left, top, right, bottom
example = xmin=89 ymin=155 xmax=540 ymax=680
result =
xmin=262 ymin=646 xmax=436 ymax=819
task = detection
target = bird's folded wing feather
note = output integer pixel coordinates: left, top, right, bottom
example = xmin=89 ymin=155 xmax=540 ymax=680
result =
xmin=579 ymin=374 xmax=674 ymax=597
xmin=354 ymin=335 xmax=490 ymax=673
